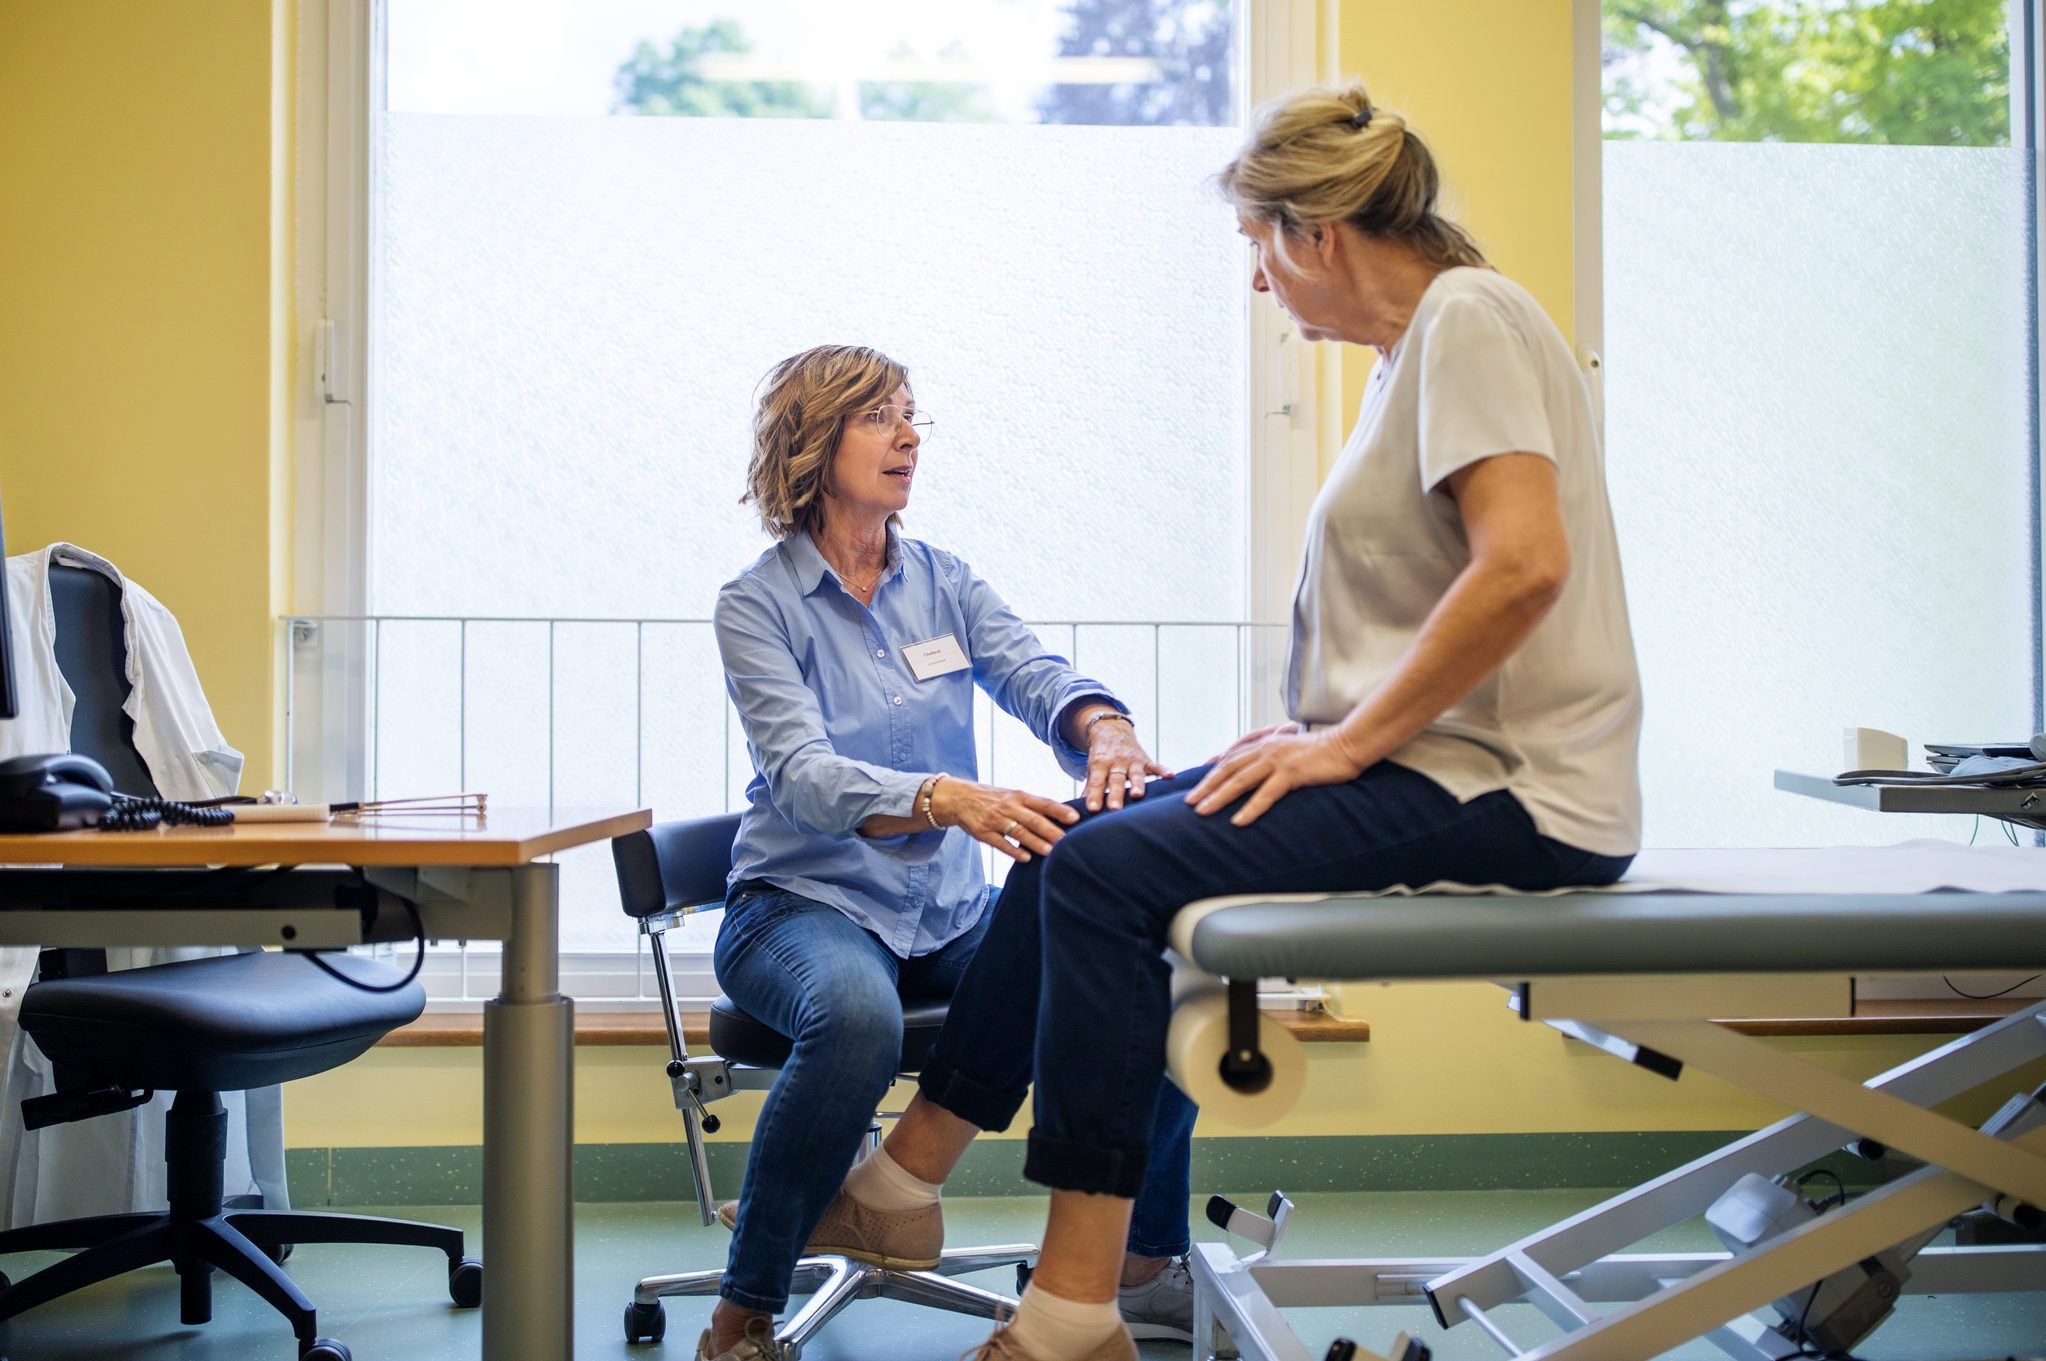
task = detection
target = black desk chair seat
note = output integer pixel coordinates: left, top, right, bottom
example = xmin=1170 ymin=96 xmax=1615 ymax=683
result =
xmin=611 ymin=815 xmax=1034 ymax=1358
xmin=0 ymin=952 xmax=479 ymax=1361
xmin=24 ymin=951 xmax=422 ymax=1089
xmin=704 ymin=993 xmax=950 ymax=1072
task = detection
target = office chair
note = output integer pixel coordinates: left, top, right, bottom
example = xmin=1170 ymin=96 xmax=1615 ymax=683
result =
xmin=612 ymin=813 xmax=1035 ymax=1358
xmin=0 ymin=562 xmax=481 ymax=1361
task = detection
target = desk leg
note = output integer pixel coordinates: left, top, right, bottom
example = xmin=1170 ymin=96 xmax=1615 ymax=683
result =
xmin=482 ymin=863 xmax=574 ymax=1361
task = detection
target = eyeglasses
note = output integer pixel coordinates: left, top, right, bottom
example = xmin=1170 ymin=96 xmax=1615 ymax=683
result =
xmin=858 ymin=404 xmax=935 ymax=439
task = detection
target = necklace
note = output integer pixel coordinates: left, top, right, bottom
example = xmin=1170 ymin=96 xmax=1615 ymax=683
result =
xmin=818 ymin=532 xmax=886 ymax=596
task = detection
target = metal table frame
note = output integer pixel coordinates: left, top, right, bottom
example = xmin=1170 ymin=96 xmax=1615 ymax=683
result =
xmin=0 ymin=856 xmax=584 ymax=1361
xmin=1191 ymin=975 xmax=2046 ymax=1361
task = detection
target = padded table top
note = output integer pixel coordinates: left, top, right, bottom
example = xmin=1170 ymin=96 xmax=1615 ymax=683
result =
xmin=1181 ymin=891 xmax=2046 ymax=982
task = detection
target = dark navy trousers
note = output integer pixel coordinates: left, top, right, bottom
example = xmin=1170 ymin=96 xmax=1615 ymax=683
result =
xmin=917 ymin=760 xmax=1632 ymax=1197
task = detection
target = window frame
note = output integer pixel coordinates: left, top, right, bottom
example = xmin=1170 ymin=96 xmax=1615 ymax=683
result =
xmin=296 ymin=0 xmax=1328 ymax=1006
xmin=1572 ymin=0 xmax=2046 ymax=631
xmin=1571 ymin=0 xmax=2046 ymax=1001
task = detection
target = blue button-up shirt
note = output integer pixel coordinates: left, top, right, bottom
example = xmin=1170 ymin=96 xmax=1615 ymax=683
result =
xmin=714 ymin=528 xmax=1121 ymax=958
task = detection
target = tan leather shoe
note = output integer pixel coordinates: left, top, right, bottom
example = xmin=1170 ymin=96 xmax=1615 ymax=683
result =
xmin=964 ymin=1321 xmax=1137 ymax=1361
xmin=695 ymin=1315 xmax=783 ymax=1360
xmin=717 ymin=1194 xmax=940 ymax=1269
xmin=803 ymin=1189 xmax=943 ymax=1269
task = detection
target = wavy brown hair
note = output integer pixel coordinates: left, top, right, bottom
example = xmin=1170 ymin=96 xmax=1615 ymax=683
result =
xmin=743 ymin=345 xmax=910 ymax=540
xmin=1217 ymin=79 xmax=1487 ymax=272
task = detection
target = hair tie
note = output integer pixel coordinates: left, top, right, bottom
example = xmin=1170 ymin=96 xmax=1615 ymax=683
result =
xmin=1351 ymin=107 xmax=1373 ymax=129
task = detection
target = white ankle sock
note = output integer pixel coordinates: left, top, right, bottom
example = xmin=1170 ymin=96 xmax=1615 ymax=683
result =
xmin=840 ymin=1146 xmax=941 ymax=1213
xmin=1004 ymin=1282 xmax=1121 ymax=1360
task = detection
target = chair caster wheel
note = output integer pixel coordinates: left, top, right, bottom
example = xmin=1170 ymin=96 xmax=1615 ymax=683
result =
xmin=261 ymin=1241 xmax=294 ymax=1265
xmin=448 ymin=1257 xmax=483 ymax=1308
xmin=624 ymin=1299 xmax=667 ymax=1344
xmin=0 ymin=1271 xmax=11 ymax=1292
xmin=301 ymin=1341 xmax=351 ymax=1361
xmin=1016 ymin=1261 xmax=1033 ymax=1294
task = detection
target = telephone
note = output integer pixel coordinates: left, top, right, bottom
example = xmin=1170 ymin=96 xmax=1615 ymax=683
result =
xmin=0 ymin=753 xmax=115 ymax=832
xmin=0 ymin=755 xmax=237 ymax=833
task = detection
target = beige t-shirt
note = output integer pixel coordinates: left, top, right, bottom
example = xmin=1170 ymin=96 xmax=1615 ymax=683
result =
xmin=1283 ymin=267 xmax=1643 ymax=857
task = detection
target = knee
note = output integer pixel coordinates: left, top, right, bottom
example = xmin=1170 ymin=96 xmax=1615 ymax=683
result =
xmin=791 ymin=981 xmax=905 ymax=1080
xmin=1042 ymin=818 xmax=1151 ymax=931
xmin=1047 ymin=811 xmax=1124 ymax=875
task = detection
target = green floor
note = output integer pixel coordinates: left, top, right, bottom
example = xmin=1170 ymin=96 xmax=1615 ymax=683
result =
xmin=0 ymin=1190 xmax=2039 ymax=1360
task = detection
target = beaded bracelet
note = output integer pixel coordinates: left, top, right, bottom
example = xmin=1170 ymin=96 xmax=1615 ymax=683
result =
xmin=919 ymin=773 xmax=948 ymax=830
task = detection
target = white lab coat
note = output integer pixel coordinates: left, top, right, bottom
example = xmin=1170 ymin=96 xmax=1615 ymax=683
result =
xmin=0 ymin=544 xmax=289 ymax=1225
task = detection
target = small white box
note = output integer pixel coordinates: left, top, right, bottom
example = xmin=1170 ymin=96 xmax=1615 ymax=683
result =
xmin=1843 ymin=726 xmax=1909 ymax=771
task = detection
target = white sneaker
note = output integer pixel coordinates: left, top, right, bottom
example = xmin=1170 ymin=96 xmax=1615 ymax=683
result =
xmin=1115 ymin=1256 xmax=1194 ymax=1343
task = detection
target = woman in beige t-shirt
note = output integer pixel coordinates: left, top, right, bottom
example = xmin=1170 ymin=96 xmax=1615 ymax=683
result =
xmin=719 ymin=82 xmax=1645 ymax=1361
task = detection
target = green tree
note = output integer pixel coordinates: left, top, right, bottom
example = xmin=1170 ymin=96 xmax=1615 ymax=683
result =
xmin=1038 ymin=0 xmax=1234 ymax=127
xmin=1604 ymin=0 xmax=2010 ymax=145
xmin=858 ymin=82 xmax=997 ymax=121
xmin=858 ymin=43 xmax=997 ymax=123
xmin=613 ymin=19 xmax=830 ymax=119
xmin=616 ymin=26 xmax=994 ymax=123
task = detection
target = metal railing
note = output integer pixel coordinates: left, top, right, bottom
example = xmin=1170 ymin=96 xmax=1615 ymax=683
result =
xmin=283 ymin=613 xmax=1285 ymax=1006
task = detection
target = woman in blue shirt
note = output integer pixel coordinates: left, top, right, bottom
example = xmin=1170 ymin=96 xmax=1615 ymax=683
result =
xmin=704 ymin=345 xmax=1197 ymax=1361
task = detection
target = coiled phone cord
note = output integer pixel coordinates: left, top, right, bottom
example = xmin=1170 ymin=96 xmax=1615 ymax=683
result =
xmin=98 ymin=794 xmax=236 ymax=833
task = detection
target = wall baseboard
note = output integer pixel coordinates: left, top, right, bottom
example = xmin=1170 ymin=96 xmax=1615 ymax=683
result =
xmin=285 ymin=1130 xmax=1809 ymax=1208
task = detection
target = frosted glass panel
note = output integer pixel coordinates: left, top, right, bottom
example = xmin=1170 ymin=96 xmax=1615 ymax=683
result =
xmin=371 ymin=115 xmax=1245 ymax=625
xmin=366 ymin=113 xmax=1249 ymax=952
xmin=1603 ymin=142 xmax=2035 ymax=847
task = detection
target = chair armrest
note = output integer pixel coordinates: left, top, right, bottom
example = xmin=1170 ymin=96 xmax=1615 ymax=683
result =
xmin=612 ymin=812 xmax=743 ymax=919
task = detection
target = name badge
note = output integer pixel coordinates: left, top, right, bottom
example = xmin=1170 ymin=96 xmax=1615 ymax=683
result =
xmin=902 ymin=634 xmax=970 ymax=681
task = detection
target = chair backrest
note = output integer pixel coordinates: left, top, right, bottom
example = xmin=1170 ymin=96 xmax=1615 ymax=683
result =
xmin=49 ymin=562 xmax=156 ymax=798
xmin=613 ymin=811 xmax=744 ymax=919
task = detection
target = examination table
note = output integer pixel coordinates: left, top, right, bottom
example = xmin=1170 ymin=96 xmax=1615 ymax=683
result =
xmin=1174 ymin=844 xmax=2046 ymax=1361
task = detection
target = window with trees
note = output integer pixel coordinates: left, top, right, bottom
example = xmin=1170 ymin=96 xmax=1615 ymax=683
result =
xmin=1592 ymin=0 xmax=2036 ymax=849
xmin=310 ymin=0 xmax=1302 ymax=1001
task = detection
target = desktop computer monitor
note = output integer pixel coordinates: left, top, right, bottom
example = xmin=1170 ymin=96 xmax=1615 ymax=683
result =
xmin=0 ymin=488 xmax=15 ymax=720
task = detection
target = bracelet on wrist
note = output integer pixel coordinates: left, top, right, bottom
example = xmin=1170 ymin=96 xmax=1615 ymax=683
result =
xmin=919 ymin=773 xmax=948 ymax=830
xmin=1083 ymin=710 xmax=1134 ymax=741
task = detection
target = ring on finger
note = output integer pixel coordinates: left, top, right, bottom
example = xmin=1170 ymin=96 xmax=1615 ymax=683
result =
xmin=1001 ymin=819 xmax=1020 ymax=838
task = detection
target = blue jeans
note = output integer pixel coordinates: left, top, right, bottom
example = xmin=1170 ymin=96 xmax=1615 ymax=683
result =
xmin=711 ymin=884 xmax=1196 ymax=1313
xmin=917 ymin=761 xmax=1633 ymax=1198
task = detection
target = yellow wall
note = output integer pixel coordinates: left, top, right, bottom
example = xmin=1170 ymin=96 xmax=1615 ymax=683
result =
xmin=1333 ymin=0 xmax=1578 ymax=447
xmin=286 ymin=989 xmax=1985 ymax=1150
xmin=5 ymin=0 xmax=1980 ymax=1156
xmin=0 ymin=0 xmax=291 ymax=788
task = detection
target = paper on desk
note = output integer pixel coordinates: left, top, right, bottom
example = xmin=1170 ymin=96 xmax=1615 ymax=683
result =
xmin=228 ymin=804 xmax=330 ymax=823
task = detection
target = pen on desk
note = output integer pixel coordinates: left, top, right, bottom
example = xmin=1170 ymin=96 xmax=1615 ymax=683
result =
xmin=330 ymin=793 xmax=488 ymax=817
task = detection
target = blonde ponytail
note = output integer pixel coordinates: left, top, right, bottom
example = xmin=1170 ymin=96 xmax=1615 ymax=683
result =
xmin=1217 ymin=80 xmax=1487 ymax=270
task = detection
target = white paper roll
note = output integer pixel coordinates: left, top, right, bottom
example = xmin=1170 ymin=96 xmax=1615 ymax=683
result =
xmin=1164 ymin=992 xmax=1307 ymax=1128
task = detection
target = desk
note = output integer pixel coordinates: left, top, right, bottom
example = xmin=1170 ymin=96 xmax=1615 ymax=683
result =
xmin=1774 ymin=767 xmax=2046 ymax=826
xmin=0 ymin=806 xmax=651 ymax=1361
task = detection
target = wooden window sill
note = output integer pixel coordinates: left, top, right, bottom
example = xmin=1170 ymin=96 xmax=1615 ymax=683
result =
xmin=1722 ymin=998 xmax=2037 ymax=1037
xmin=379 ymin=998 xmax=2037 ymax=1049
xmin=378 ymin=1007 xmax=1369 ymax=1048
